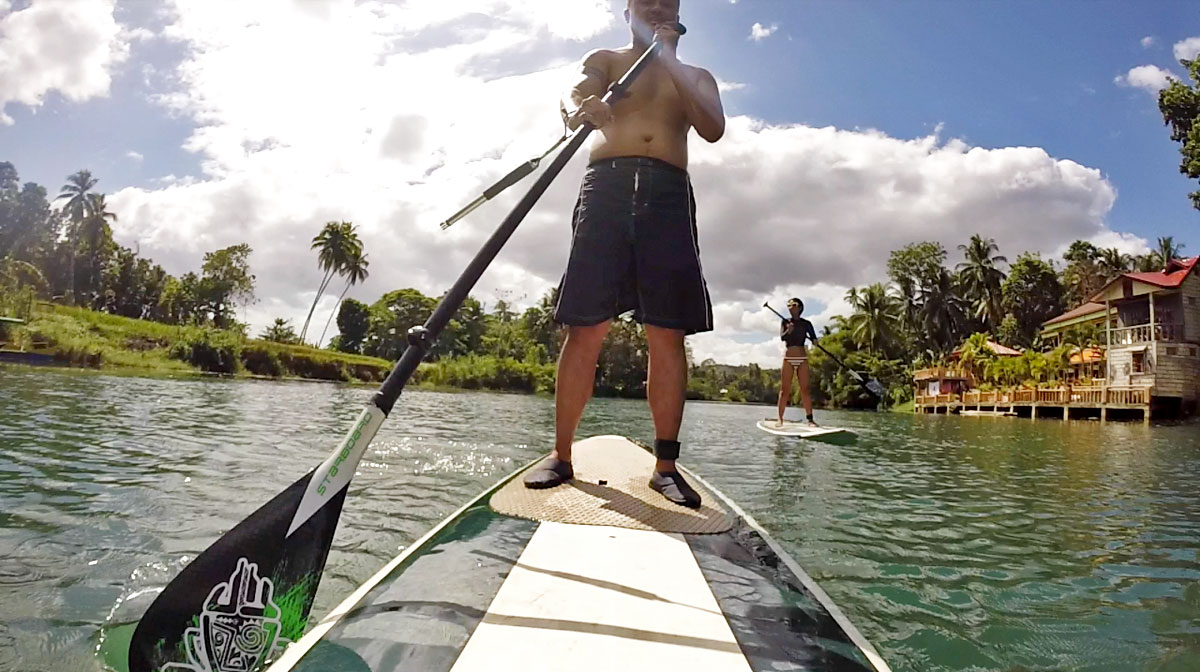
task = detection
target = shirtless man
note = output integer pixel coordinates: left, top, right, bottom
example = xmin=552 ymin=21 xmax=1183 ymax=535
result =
xmin=522 ymin=0 xmax=724 ymax=509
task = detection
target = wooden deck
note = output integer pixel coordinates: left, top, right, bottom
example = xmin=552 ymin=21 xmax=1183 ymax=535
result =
xmin=915 ymin=385 xmax=1153 ymax=423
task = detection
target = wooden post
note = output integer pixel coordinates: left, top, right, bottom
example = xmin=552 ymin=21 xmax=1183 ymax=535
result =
xmin=1032 ymin=404 xmax=1038 ymax=420
xmin=1101 ymin=406 xmax=1107 ymax=422
xmin=1105 ymin=299 xmax=1112 ymax=384
xmin=1063 ymin=405 xmax=1069 ymax=420
xmin=1149 ymin=292 xmax=1156 ymax=342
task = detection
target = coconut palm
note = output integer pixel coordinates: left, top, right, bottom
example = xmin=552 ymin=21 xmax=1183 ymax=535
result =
xmin=299 ymin=221 xmax=362 ymax=343
xmin=1097 ymin=247 xmax=1131 ymax=280
xmin=58 ymin=170 xmax=98 ymax=304
xmin=1154 ymin=236 xmax=1185 ymax=268
xmin=845 ymin=283 xmax=901 ymax=355
xmin=920 ymin=267 xmax=969 ymax=353
xmin=79 ymin=193 xmax=117 ymax=305
xmin=317 ymin=249 xmax=370 ymax=346
xmin=956 ymin=234 xmax=1007 ymax=330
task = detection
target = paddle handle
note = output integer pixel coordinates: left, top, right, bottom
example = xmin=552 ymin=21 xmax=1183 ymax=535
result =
xmin=373 ymin=37 xmax=667 ymax=415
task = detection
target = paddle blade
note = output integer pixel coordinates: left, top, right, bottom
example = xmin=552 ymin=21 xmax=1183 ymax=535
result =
xmin=866 ymin=379 xmax=887 ymax=397
xmin=128 ymin=473 xmax=346 ymax=671
xmin=128 ymin=406 xmax=385 ymax=672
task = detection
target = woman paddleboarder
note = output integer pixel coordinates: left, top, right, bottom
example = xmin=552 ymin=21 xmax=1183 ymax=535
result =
xmin=778 ymin=298 xmax=819 ymax=427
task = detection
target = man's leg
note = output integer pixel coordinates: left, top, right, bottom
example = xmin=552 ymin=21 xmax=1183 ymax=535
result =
xmin=645 ymin=325 xmax=687 ymax=470
xmin=645 ymin=324 xmax=700 ymax=508
xmin=524 ymin=321 xmax=611 ymax=488
xmin=554 ymin=322 xmax=612 ymax=460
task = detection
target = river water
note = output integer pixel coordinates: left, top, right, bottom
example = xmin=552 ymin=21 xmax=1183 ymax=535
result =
xmin=1 ymin=367 xmax=1197 ymax=671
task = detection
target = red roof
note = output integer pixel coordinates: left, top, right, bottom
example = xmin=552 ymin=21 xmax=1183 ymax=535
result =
xmin=1122 ymin=256 xmax=1198 ymax=288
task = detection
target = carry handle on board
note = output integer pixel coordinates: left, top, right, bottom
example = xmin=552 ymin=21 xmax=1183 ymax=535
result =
xmin=764 ymin=301 xmax=887 ymax=399
xmin=126 ymin=34 xmax=673 ymax=672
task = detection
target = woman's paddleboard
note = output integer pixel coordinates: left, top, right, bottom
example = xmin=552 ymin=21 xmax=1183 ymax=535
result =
xmin=262 ymin=435 xmax=889 ymax=672
xmin=756 ymin=419 xmax=855 ymax=441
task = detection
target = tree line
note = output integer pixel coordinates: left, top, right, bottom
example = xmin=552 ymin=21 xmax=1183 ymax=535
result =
xmin=0 ymin=163 xmax=256 ymax=329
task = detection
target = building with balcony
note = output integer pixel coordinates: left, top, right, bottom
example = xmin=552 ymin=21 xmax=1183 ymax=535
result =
xmin=1090 ymin=256 xmax=1200 ymax=415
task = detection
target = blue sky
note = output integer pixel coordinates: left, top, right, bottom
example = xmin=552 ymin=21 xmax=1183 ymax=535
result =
xmin=1 ymin=0 xmax=1197 ymax=364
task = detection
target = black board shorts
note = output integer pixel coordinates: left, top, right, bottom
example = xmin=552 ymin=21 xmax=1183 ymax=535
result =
xmin=553 ymin=156 xmax=714 ymax=335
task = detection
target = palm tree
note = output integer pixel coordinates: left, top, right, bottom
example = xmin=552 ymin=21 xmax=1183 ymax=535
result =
xmin=1154 ymin=236 xmax=1185 ymax=269
xmin=58 ymin=170 xmax=98 ymax=304
xmin=1097 ymin=247 xmax=1130 ymax=280
xmin=317 ymin=249 xmax=370 ymax=346
xmin=299 ymin=221 xmax=362 ymax=343
xmin=920 ymin=267 xmax=969 ymax=353
xmin=956 ymin=234 xmax=1008 ymax=329
xmin=80 ymin=193 xmax=117 ymax=305
xmin=845 ymin=283 xmax=901 ymax=355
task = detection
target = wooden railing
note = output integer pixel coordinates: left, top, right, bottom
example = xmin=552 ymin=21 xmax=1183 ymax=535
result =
xmin=917 ymin=385 xmax=1151 ymax=408
xmin=1110 ymin=322 xmax=1184 ymax=345
xmin=1107 ymin=386 xmax=1150 ymax=405
xmin=913 ymin=366 xmax=971 ymax=381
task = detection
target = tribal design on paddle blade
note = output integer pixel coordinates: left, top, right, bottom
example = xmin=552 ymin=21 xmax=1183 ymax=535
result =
xmin=161 ymin=558 xmax=290 ymax=672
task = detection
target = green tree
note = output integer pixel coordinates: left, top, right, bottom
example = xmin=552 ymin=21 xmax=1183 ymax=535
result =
xmin=1157 ymin=55 xmax=1200 ymax=210
xmin=365 ymin=288 xmax=437 ymax=360
xmin=956 ymin=234 xmax=1008 ymax=329
xmin=301 ymin=221 xmax=362 ymax=343
xmin=920 ymin=267 xmax=969 ymax=354
xmin=78 ymin=193 xmax=117 ymax=306
xmin=57 ymin=169 xmax=98 ymax=305
xmin=1154 ymin=235 xmax=1185 ymax=268
xmin=845 ymin=282 xmax=901 ymax=356
xmin=199 ymin=244 xmax=256 ymax=327
xmin=335 ymin=298 xmax=370 ymax=353
xmin=260 ymin=318 xmax=300 ymax=344
xmin=1002 ymin=253 xmax=1065 ymax=347
xmin=317 ymin=249 xmax=370 ymax=346
xmin=1060 ymin=240 xmax=1104 ymax=307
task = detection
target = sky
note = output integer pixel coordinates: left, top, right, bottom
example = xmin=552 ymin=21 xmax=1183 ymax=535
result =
xmin=1 ymin=0 xmax=1198 ymax=366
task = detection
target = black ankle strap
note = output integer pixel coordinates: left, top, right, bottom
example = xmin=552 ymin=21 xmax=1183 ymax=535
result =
xmin=654 ymin=438 xmax=680 ymax=460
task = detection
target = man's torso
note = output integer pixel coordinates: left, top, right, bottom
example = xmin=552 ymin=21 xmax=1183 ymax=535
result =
xmin=588 ymin=47 xmax=695 ymax=170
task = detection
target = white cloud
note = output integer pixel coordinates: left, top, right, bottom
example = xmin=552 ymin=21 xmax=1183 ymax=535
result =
xmin=749 ymin=22 xmax=778 ymax=42
xmin=0 ymin=0 xmax=130 ymax=124
xmin=1175 ymin=36 xmax=1200 ymax=62
xmin=717 ymin=78 xmax=747 ymax=92
xmin=1141 ymin=36 xmax=1156 ymax=49
xmin=125 ymin=150 xmax=143 ymax=162
xmin=107 ymin=1 xmax=1128 ymax=360
xmin=1114 ymin=65 xmax=1175 ymax=93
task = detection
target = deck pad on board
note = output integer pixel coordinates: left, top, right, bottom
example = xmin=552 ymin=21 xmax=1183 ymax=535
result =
xmin=489 ymin=435 xmax=731 ymax=534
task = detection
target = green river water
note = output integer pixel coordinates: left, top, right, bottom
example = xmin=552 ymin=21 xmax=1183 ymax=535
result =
xmin=1 ymin=366 xmax=1198 ymax=671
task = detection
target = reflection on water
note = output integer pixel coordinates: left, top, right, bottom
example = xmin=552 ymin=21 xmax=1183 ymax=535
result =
xmin=0 ymin=367 xmax=1197 ymax=671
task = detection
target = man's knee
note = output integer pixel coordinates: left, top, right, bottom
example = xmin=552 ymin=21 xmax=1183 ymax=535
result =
xmin=645 ymin=325 xmax=685 ymax=352
xmin=565 ymin=322 xmax=611 ymax=350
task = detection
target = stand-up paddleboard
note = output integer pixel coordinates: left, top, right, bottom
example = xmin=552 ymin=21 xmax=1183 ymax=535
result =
xmin=756 ymin=419 xmax=855 ymax=441
xmin=259 ymin=436 xmax=890 ymax=672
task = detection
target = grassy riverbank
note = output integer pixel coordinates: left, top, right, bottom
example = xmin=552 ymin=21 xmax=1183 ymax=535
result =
xmin=3 ymin=305 xmax=393 ymax=382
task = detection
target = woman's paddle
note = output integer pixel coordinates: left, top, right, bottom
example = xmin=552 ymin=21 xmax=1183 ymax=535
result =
xmin=764 ymin=302 xmax=887 ymax=399
xmin=127 ymin=34 xmax=673 ymax=672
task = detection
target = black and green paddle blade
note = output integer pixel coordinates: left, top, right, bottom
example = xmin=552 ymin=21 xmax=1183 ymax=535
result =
xmin=127 ymin=469 xmax=346 ymax=671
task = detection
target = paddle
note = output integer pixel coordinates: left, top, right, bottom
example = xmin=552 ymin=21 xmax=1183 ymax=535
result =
xmin=127 ymin=34 xmax=673 ymax=672
xmin=764 ymin=302 xmax=887 ymax=399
